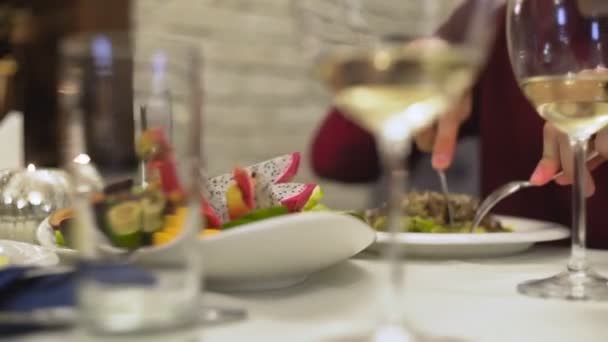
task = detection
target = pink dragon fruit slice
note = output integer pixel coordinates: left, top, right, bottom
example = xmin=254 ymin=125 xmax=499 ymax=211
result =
xmin=250 ymin=152 xmax=301 ymax=183
xmin=206 ymin=152 xmax=301 ymax=223
xmin=233 ymin=167 xmax=255 ymax=209
xmin=272 ymin=183 xmax=320 ymax=212
xmin=250 ymin=177 xmax=320 ymax=212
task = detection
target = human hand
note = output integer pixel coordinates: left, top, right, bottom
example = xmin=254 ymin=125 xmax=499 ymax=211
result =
xmin=414 ymin=92 xmax=472 ymax=170
xmin=529 ymin=123 xmax=608 ymax=197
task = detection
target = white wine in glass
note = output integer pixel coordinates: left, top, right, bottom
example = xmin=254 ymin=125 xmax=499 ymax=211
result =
xmin=521 ymin=74 xmax=608 ymax=140
xmin=317 ymin=45 xmax=481 ymax=138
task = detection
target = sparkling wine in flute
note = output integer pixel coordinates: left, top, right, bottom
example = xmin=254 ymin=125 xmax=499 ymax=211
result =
xmin=316 ymin=46 xmax=481 ymax=137
xmin=521 ymin=74 xmax=608 ymax=139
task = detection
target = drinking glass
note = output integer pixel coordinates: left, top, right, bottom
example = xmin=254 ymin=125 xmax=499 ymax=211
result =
xmin=293 ymin=0 xmax=497 ymax=339
xmin=508 ymin=0 xmax=608 ymax=300
xmin=58 ymin=32 xmax=204 ymax=336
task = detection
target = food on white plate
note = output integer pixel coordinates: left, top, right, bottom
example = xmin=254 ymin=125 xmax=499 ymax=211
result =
xmin=365 ymin=191 xmax=511 ymax=233
xmin=45 ymin=150 xmax=329 ymax=249
xmin=205 ymin=152 xmax=303 ymax=222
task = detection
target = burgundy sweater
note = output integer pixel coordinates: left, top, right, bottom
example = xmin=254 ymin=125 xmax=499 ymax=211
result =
xmin=310 ymin=7 xmax=608 ymax=249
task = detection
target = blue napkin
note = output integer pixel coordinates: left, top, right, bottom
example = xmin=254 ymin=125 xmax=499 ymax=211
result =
xmin=0 ymin=263 xmax=155 ymax=336
xmin=0 ymin=266 xmax=74 ymax=336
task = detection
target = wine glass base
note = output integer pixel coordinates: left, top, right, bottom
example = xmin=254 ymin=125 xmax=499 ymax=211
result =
xmin=323 ymin=323 xmax=465 ymax=342
xmin=518 ymin=268 xmax=608 ymax=301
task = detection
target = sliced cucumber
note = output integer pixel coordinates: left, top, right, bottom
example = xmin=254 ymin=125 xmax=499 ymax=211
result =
xmin=105 ymin=201 xmax=143 ymax=249
xmin=141 ymin=191 xmax=167 ymax=233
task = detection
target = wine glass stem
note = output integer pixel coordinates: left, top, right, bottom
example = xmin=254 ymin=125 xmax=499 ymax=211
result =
xmin=568 ymin=138 xmax=588 ymax=272
xmin=378 ymin=135 xmax=411 ymax=325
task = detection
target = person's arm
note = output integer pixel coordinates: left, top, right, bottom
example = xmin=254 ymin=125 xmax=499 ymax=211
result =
xmin=310 ymin=103 xmax=479 ymax=183
xmin=310 ymin=1 xmax=493 ymax=181
xmin=310 ymin=108 xmax=380 ymax=183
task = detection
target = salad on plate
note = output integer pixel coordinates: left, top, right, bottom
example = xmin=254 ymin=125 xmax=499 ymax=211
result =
xmin=364 ymin=191 xmax=511 ymax=233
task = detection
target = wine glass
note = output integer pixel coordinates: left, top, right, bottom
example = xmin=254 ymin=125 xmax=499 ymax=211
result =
xmin=58 ymin=32 xmax=205 ymax=336
xmin=293 ymin=0 xmax=498 ymax=339
xmin=508 ymin=0 xmax=608 ymax=300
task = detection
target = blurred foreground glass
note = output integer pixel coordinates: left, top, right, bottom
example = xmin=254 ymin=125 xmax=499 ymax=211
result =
xmin=508 ymin=0 xmax=608 ymax=300
xmin=58 ymin=33 xmax=204 ymax=335
xmin=294 ymin=0 xmax=497 ymax=339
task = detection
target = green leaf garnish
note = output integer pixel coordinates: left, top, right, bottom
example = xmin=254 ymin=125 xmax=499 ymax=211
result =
xmin=222 ymin=206 xmax=290 ymax=229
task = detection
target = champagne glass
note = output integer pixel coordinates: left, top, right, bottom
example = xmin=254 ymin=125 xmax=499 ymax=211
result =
xmin=293 ymin=0 xmax=497 ymax=338
xmin=58 ymin=32 xmax=204 ymax=336
xmin=508 ymin=0 xmax=608 ymax=300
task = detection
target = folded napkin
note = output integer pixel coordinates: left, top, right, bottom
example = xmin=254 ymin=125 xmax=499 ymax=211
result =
xmin=0 ymin=266 xmax=74 ymax=336
xmin=0 ymin=263 xmax=155 ymax=336
xmin=0 ymin=111 xmax=23 ymax=170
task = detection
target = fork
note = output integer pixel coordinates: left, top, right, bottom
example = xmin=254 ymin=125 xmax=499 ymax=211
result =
xmin=470 ymin=150 xmax=601 ymax=232
xmin=437 ymin=170 xmax=455 ymax=227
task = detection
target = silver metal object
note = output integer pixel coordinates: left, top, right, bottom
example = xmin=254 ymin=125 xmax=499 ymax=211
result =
xmin=0 ymin=307 xmax=76 ymax=327
xmin=0 ymin=168 xmax=71 ymax=243
xmin=0 ymin=305 xmax=247 ymax=328
xmin=0 ymin=166 xmax=102 ymax=244
xmin=138 ymin=105 xmax=149 ymax=188
xmin=437 ymin=170 xmax=455 ymax=227
xmin=471 ymin=150 xmax=601 ymax=232
xmin=23 ymin=265 xmax=75 ymax=279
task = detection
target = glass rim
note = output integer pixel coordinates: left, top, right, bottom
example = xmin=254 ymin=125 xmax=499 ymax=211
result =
xmin=60 ymin=31 xmax=200 ymax=59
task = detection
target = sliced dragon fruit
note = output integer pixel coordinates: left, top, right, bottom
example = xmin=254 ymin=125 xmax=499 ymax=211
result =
xmin=239 ymin=175 xmax=323 ymax=213
xmin=201 ymin=200 xmax=222 ymax=228
xmin=233 ymin=167 xmax=255 ymax=209
xmin=206 ymin=152 xmax=301 ymax=222
xmin=261 ymin=183 xmax=323 ymax=212
xmin=207 ymin=152 xmax=300 ymax=194
xmin=250 ymin=152 xmax=301 ymax=184
xmin=252 ymin=169 xmax=275 ymax=209
xmin=226 ymin=183 xmax=252 ymax=220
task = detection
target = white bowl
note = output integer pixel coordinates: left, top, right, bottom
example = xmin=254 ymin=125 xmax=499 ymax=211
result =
xmin=198 ymin=211 xmax=375 ymax=291
xmin=37 ymin=211 xmax=376 ymax=290
xmin=36 ymin=217 xmax=79 ymax=263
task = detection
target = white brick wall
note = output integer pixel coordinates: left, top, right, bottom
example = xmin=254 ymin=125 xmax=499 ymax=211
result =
xmin=134 ymin=0 xmax=372 ymax=209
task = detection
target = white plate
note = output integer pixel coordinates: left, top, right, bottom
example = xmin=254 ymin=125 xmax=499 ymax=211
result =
xmin=0 ymin=239 xmax=59 ymax=267
xmin=200 ymin=212 xmax=375 ymax=291
xmin=370 ymin=215 xmax=570 ymax=258
xmin=37 ymin=212 xmax=376 ymax=291
xmin=36 ymin=217 xmax=79 ymax=263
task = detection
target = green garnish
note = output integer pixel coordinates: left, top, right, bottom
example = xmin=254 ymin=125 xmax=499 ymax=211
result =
xmin=370 ymin=215 xmax=511 ymax=233
xmin=55 ymin=230 xmax=66 ymax=247
xmin=222 ymin=206 xmax=290 ymax=229
xmin=302 ymin=186 xmax=324 ymax=211
xmin=307 ymin=203 xmax=330 ymax=211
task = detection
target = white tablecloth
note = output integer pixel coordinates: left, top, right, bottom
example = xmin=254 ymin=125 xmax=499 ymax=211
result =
xmin=17 ymin=246 xmax=608 ymax=342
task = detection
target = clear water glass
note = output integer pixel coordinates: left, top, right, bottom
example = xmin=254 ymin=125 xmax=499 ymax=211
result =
xmin=58 ymin=32 xmax=204 ymax=336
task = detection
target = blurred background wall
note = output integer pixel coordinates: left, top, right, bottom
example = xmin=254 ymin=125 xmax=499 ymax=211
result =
xmin=134 ymin=0 xmax=479 ymax=209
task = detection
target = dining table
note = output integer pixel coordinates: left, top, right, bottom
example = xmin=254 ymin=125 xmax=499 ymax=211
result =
xmin=12 ymin=245 xmax=608 ymax=342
